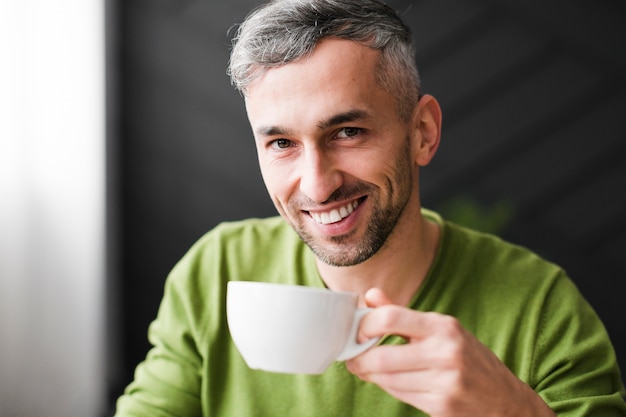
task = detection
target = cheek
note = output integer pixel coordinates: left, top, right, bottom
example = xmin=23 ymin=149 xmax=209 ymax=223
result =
xmin=259 ymin=167 xmax=289 ymax=217
xmin=352 ymin=149 xmax=402 ymax=181
xmin=259 ymin=160 xmax=294 ymax=201
xmin=374 ymin=141 xmax=415 ymax=190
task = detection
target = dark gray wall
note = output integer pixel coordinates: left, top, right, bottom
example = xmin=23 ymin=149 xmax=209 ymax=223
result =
xmin=108 ymin=0 xmax=626 ymax=403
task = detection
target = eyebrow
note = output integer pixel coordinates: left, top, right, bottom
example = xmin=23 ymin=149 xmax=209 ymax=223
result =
xmin=255 ymin=125 xmax=295 ymax=137
xmin=255 ymin=109 xmax=372 ymax=137
xmin=317 ymin=109 xmax=372 ymax=130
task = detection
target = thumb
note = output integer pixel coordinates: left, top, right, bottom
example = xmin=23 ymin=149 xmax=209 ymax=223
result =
xmin=364 ymin=287 xmax=394 ymax=308
xmin=354 ymin=288 xmax=394 ymax=343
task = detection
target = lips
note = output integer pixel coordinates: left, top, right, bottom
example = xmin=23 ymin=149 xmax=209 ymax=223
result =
xmin=309 ymin=200 xmax=360 ymax=225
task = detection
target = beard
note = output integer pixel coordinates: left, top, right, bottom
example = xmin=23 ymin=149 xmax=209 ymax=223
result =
xmin=286 ymin=139 xmax=413 ymax=267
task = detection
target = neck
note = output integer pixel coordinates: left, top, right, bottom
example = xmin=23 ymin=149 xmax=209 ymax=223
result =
xmin=316 ymin=206 xmax=440 ymax=307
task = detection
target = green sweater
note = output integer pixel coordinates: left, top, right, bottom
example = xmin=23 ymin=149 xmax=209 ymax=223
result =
xmin=115 ymin=211 xmax=626 ymax=416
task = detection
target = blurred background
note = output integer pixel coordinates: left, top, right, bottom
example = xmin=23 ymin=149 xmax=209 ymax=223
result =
xmin=1 ymin=0 xmax=624 ymax=416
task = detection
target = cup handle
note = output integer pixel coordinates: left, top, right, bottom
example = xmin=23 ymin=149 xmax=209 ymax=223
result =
xmin=336 ymin=307 xmax=380 ymax=361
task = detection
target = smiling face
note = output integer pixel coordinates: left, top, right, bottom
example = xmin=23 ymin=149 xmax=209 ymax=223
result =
xmin=245 ymin=39 xmax=429 ymax=267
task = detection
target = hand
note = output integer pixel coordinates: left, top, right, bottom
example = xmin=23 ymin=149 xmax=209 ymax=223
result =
xmin=345 ymin=288 xmax=555 ymax=417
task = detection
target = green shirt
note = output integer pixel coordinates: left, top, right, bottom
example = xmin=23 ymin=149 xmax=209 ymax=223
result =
xmin=115 ymin=210 xmax=626 ymax=416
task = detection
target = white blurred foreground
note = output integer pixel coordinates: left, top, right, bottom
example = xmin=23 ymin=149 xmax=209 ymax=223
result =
xmin=0 ymin=1 xmax=106 ymax=416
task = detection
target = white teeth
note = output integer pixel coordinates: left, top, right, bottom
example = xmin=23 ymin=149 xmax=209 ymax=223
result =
xmin=310 ymin=200 xmax=359 ymax=225
xmin=329 ymin=209 xmax=341 ymax=223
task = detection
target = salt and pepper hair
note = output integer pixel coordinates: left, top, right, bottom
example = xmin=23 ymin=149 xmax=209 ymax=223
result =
xmin=228 ymin=0 xmax=421 ymax=121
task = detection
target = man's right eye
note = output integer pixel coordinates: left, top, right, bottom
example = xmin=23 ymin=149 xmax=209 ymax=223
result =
xmin=270 ymin=139 xmax=292 ymax=149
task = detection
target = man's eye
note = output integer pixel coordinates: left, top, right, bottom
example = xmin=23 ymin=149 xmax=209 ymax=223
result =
xmin=336 ymin=127 xmax=361 ymax=138
xmin=270 ymin=139 xmax=292 ymax=149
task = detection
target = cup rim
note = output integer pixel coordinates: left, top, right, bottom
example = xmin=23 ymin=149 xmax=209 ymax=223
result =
xmin=227 ymin=280 xmax=358 ymax=297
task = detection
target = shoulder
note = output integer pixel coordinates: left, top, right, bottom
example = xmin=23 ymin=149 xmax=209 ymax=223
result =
xmin=438 ymin=215 xmax=565 ymax=286
xmin=200 ymin=215 xmax=296 ymax=243
xmin=166 ymin=216 xmax=315 ymax=296
xmin=186 ymin=216 xmax=300 ymax=259
xmin=172 ymin=216 xmax=300 ymax=275
xmin=424 ymin=210 xmax=575 ymax=329
xmin=158 ymin=216 xmax=306 ymax=338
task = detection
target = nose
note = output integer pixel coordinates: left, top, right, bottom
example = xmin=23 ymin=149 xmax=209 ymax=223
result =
xmin=298 ymin=147 xmax=342 ymax=203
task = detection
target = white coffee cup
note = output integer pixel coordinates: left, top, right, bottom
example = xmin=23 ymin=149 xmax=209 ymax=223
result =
xmin=226 ymin=281 xmax=379 ymax=374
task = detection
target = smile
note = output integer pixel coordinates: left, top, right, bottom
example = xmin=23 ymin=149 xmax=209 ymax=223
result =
xmin=309 ymin=200 xmax=360 ymax=225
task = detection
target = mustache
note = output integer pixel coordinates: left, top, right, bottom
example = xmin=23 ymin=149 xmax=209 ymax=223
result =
xmin=289 ymin=182 xmax=375 ymax=208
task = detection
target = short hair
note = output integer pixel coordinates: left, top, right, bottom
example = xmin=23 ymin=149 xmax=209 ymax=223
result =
xmin=228 ymin=0 xmax=421 ymax=121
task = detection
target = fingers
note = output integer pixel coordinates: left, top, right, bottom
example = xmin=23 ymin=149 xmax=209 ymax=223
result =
xmin=347 ymin=343 xmax=429 ymax=374
xmin=363 ymin=287 xmax=394 ymax=307
xmin=348 ymin=365 xmax=441 ymax=395
xmin=358 ymin=303 xmax=458 ymax=342
xmin=352 ymin=302 xmax=470 ymax=375
xmin=348 ymin=290 xmax=555 ymax=416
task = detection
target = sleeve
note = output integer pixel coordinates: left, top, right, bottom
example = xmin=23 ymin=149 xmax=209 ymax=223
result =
xmin=114 ymin=249 xmax=208 ymax=417
xmin=532 ymin=272 xmax=626 ymax=415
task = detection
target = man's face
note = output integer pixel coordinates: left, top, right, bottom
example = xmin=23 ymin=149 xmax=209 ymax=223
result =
xmin=245 ymin=39 xmax=420 ymax=266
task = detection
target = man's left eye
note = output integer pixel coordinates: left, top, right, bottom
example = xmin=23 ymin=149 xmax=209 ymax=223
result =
xmin=336 ymin=127 xmax=361 ymax=138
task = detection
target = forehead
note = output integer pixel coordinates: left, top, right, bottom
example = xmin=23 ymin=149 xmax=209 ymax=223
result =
xmin=244 ymin=39 xmax=394 ymax=132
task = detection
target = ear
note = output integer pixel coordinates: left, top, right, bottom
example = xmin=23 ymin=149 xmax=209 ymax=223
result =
xmin=410 ymin=94 xmax=442 ymax=166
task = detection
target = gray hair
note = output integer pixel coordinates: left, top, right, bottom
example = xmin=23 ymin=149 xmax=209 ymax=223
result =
xmin=228 ymin=0 xmax=421 ymax=121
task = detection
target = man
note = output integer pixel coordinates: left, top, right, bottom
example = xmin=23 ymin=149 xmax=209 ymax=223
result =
xmin=115 ymin=0 xmax=626 ymax=415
